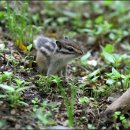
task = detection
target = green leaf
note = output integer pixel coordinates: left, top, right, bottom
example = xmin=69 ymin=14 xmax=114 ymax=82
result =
xmin=103 ymin=51 xmax=115 ymax=64
xmin=88 ymin=124 xmax=96 ymax=130
xmin=114 ymin=111 xmax=121 ymax=116
xmin=16 ymin=86 xmax=31 ymax=93
xmin=19 ymin=101 xmax=29 ymax=107
xmin=104 ymin=44 xmax=115 ymax=53
xmin=120 ymin=115 xmax=125 ymax=121
xmin=103 ymin=1 xmax=113 ymax=6
xmin=0 ymin=84 xmax=15 ymax=92
xmin=85 ymin=20 xmax=92 ymax=28
xmin=95 ymin=16 xmax=103 ymax=24
xmin=80 ymin=52 xmax=91 ymax=65
xmin=27 ymin=44 xmax=33 ymax=51
xmin=63 ymin=11 xmax=77 ymax=18
xmin=106 ymin=79 xmax=114 ymax=85
xmin=57 ymin=17 xmax=68 ymax=24
xmin=15 ymin=79 xmax=25 ymax=86
xmin=89 ymin=69 xmax=101 ymax=77
xmin=109 ymin=33 xmax=116 ymax=40
xmin=3 ymin=71 xmax=13 ymax=78
xmin=0 ymin=94 xmax=7 ymax=98
xmin=112 ymin=67 xmax=121 ymax=78
xmin=0 ymin=11 xmax=6 ymax=20
xmin=79 ymin=96 xmax=90 ymax=105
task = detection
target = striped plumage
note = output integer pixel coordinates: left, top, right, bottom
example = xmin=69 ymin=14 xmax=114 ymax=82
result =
xmin=34 ymin=35 xmax=83 ymax=76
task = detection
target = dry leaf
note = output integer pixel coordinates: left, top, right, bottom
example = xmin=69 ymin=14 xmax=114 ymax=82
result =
xmin=16 ymin=40 xmax=27 ymax=52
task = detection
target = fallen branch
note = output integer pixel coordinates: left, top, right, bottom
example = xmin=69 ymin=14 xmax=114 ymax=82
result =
xmin=98 ymin=87 xmax=130 ymax=129
xmin=105 ymin=87 xmax=130 ymax=113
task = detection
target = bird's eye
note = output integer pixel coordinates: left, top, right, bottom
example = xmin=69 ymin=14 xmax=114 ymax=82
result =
xmin=68 ymin=47 xmax=74 ymax=52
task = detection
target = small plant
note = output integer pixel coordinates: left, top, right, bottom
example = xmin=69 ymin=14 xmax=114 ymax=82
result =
xmin=32 ymin=97 xmax=40 ymax=111
xmin=80 ymin=52 xmax=91 ymax=67
xmin=0 ymin=83 xmax=29 ymax=108
xmin=79 ymin=96 xmax=90 ymax=105
xmin=33 ymin=100 xmax=57 ymax=127
xmin=0 ymin=1 xmax=40 ymax=52
xmin=35 ymin=108 xmax=54 ymax=126
xmin=35 ymin=75 xmax=62 ymax=94
xmin=106 ymin=67 xmax=130 ymax=90
xmin=36 ymin=75 xmax=76 ymax=127
xmin=0 ymin=120 xmax=6 ymax=129
xmin=59 ymin=81 xmax=75 ymax=128
xmin=113 ymin=111 xmax=129 ymax=129
xmin=35 ymin=75 xmax=51 ymax=93
xmin=101 ymin=44 xmax=130 ymax=90
xmin=87 ymin=123 xmax=96 ymax=130
xmin=32 ymin=97 xmax=40 ymax=106
xmin=0 ymin=71 xmax=13 ymax=84
xmin=101 ymin=44 xmax=130 ymax=68
xmin=6 ymin=2 xmax=31 ymax=42
xmin=0 ymin=72 xmax=30 ymax=108
xmin=92 ymin=85 xmax=112 ymax=98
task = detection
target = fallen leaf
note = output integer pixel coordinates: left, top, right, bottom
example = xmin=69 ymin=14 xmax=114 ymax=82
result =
xmin=16 ymin=40 xmax=27 ymax=52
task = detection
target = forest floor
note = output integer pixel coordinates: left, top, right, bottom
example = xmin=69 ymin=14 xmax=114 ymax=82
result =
xmin=0 ymin=1 xmax=130 ymax=130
